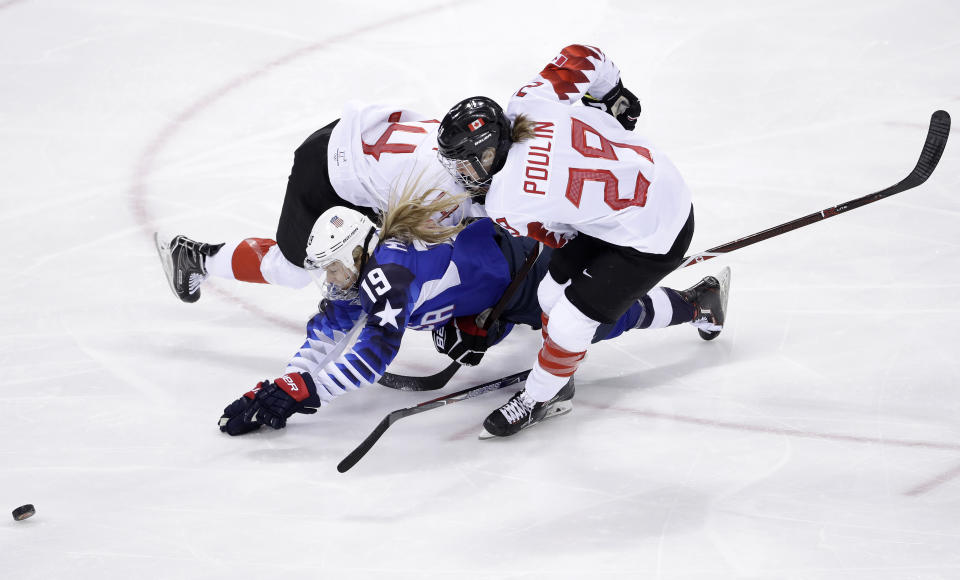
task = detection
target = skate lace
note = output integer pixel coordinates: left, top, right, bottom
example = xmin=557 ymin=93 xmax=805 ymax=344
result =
xmin=500 ymin=390 xmax=537 ymax=424
xmin=174 ymin=237 xmax=209 ymax=279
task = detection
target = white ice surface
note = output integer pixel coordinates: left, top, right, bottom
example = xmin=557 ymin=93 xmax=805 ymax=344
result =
xmin=2 ymin=1 xmax=960 ymax=578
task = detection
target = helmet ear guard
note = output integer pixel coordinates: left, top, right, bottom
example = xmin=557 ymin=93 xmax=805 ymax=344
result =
xmin=437 ymin=96 xmax=513 ymax=194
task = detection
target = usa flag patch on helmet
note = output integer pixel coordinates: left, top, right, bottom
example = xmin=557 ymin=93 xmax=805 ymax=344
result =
xmin=330 ymin=215 xmax=344 ymax=227
xmin=468 ymin=119 xmax=485 ymax=131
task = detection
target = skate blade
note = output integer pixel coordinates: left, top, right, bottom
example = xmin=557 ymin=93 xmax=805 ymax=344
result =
xmin=154 ymin=232 xmax=179 ymax=299
xmin=698 ymin=266 xmax=731 ymax=341
xmin=477 ymin=400 xmax=574 ymax=440
xmin=716 ymin=266 xmax=732 ymax=313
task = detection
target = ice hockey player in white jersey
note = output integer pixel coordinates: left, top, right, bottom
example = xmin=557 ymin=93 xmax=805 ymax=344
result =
xmin=216 ymin=191 xmax=730 ymax=437
xmin=155 ymin=103 xmax=480 ymax=302
xmin=436 ymin=44 xmax=709 ymax=438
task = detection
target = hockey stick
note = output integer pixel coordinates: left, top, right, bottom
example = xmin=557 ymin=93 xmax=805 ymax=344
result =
xmin=377 ymin=359 xmax=461 ymax=392
xmin=339 ymin=110 xmax=950 ymax=473
xmin=337 ymin=368 xmax=531 ymax=472
xmin=376 ymin=241 xmax=544 ymax=391
xmin=679 ymin=110 xmax=950 ymax=268
xmin=376 ymin=111 xmax=948 ymax=389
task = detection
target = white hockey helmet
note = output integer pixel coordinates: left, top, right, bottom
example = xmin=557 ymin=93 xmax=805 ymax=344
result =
xmin=304 ymin=206 xmax=379 ymax=301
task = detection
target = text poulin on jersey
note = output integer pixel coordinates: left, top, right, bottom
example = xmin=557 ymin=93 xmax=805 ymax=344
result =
xmin=522 ymin=122 xmax=556 ymax=196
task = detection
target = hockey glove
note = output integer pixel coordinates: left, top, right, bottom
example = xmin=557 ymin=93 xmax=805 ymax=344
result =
xmin=246 ymin=372 xmax=323 ymax=430
xmin=432 ymin=314 xmax=508 ymax=366
xmin=581 ymin=79 xmax=641 ymax=131
xmin=218 ymin=381 xmax=269 ymax=436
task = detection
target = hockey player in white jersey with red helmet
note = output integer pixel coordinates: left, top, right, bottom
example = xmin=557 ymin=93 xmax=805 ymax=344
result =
xmin=156 ymin=103 xmax=479 ymax=301
xmin=437 ymin=44 xmax=728 ymax=438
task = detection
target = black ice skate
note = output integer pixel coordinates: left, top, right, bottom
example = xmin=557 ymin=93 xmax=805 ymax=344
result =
xmin=154 ymin=233 xmax=223 ymax=303
xmin=679 ymin=266 xmax=731 ymax=340
xmin=479 ymin=378 xmax=575 ymax=439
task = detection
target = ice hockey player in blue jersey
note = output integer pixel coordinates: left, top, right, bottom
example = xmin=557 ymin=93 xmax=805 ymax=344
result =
xmin=218 ymin=190 xmax=730 ymax=436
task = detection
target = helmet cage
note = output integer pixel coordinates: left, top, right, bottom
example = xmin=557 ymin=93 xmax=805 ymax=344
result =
xmin=317 ymin=268 xmax=361 ymax=302
xmin=437 ymin=153 xmax=493 ymax=191
xmin=437 ymin=96 xmax=512 ymax=193
xmin=304 ymin=208 xmax=379 ymax=303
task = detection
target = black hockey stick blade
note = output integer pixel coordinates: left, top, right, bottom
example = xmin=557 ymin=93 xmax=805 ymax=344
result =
xmin=378 ymin=362 xmax=461 ymax=391
xmin=336 ymin=414 xmax=394 ymax=473
xmin=680 ymin=110 xmax=951 ymax=267
xmin=338 ymin=368 xmax=531 ymax=473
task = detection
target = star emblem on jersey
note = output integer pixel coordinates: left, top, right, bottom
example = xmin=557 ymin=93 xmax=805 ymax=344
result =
xmin=374 ymin=299 xmax=402 ymax=329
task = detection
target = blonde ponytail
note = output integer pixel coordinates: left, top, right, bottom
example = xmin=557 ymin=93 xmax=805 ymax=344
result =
xmin=511 ymin=113 xmax=537 ymax=143
xmin=379 ymin=172 xmax=469 ymax=245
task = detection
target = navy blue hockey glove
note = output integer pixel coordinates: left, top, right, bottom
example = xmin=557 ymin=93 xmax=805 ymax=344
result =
xmin=218 ymin=373 xmax=322 ymax=435
xmin=432 ymin=315 xmax=509 ymax=366
xmin=581 ymin=79 xmax=641 ymax=131
xmin=245 ymin=372 xmax=322 ymax=430
xmin=218 ymin=381 xmax=268 ymax=436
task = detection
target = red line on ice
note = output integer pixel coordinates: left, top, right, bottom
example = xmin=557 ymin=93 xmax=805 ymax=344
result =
xmin=904 ymin=462 xmax=960 ymax=497
xmin=0 ymin=0 xmax=28 ymax=12
xmin=128 ymin=3 xmax=459 ymax=331
xmin=579 ymin=402 xmax=960 ymax=452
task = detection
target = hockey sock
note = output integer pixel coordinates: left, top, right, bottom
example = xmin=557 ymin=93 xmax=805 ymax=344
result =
xmin=593 ymin=287 xmax=696 ymax=342
xmin=526 ymin=295 xmax=597 ymax=402
xmin=205 ymin=240 xmax=241 ymax=279
xmin=527 ymin=335 xmax=587 ymax=402
xmin=205 ymin=238 xmax=312 ymax=288
xmin=537 ymin=335 xmax=586 ymax=378
xmin=634 ymin=287 xmax=695 ymax=329
xmin=230 ymin=238 xmax=277 ymax=283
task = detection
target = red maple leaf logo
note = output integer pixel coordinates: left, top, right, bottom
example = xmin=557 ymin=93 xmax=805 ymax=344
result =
xmin=539 ymin=45 xmax=603 ymax=102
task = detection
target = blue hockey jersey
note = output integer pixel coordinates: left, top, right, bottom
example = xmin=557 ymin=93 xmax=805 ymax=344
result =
xmin=285 ymin=219 xmax=516 ymax=400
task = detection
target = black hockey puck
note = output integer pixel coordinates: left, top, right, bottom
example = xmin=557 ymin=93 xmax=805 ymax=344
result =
xmin=12 ymin=504 xmax=35 ymax=521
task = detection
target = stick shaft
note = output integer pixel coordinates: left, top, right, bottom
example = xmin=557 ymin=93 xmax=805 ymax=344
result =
xmin=681 ymin=110 xmax=950 ymax=268
xmin=338 ymin=369 xmax=531 ymax=472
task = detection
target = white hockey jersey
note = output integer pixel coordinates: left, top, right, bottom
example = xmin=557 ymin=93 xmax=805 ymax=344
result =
xmin=483 ymin=45 xmax=692 ymax=253
xmin=327 ymin=102 xmax=481 ymax=223
xmin=205 ymin=104 xmax=483 ymax=291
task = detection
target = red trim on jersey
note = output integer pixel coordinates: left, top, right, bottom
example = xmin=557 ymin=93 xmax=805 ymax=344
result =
xmin=231 ymin=238 xmax=277 ymax=284
xmin=539 ymin=44 xmax=604 ymax=102
xmin=526 ymin=222 xmax=567 ymax=249
xmin=541 ymin=313 xmax=549 ymax=341
xmin=495 ymin=217 xmax=521 ymax=237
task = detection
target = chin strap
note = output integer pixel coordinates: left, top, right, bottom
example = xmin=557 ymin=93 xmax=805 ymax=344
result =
xmin=356 ymin=226 xmax=378 ymax=276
